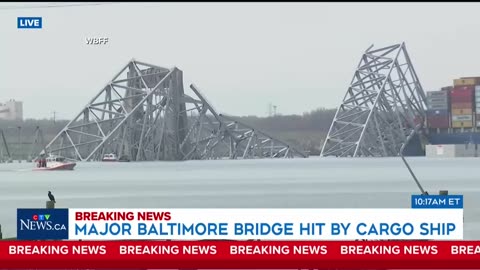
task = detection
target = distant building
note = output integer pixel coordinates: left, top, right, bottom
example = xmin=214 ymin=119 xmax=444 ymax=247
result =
xmin=0 ymin=99 xmax=23 ymax=121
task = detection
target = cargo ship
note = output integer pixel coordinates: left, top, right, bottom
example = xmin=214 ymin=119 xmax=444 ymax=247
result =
xmin=425 ymin=76 xmax=480 ymax=147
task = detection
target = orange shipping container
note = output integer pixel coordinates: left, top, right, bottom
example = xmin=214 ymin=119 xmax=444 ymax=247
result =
xmin=451 ymin=102 xmax=473 ymax=109
xmin=452 ymin=115 xmax=472 ymax=121
xmin=452 ymin=108 xmax=473 ymax=115
xmin=454 ymin=78 xmax=477 ymax=86
xmin=452 ymin=120 xmax=473 ymax=128
xmin=461 ymin=76 xmax=480 ymax=84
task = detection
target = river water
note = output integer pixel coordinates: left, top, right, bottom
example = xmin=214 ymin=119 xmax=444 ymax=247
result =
xmin=0 ymin=157 xmax=478 ymax=239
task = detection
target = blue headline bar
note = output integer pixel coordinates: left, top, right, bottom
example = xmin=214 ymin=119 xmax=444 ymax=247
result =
xmin=411 ymin=195 xmax=463 ymax=209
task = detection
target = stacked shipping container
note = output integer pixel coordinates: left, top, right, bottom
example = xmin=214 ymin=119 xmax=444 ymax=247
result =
xmin=426 ymin=77 xmax=480 ymax=129
xmin=476 ymin=85 xmax=480 ymax=127
xmin=441 ymin=86 xmax=453 ymax=92
xmin=451 ymin=78 xmax=475 ymax=128
xmin=427 ymin=91 xmax=449 ymax=128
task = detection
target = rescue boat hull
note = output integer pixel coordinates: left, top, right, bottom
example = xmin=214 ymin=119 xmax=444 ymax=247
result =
xmin=33 ymin=163 xmax=76 ymax=171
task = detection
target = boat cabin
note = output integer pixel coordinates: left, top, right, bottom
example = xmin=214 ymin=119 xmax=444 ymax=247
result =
xmin=46 ymin=156 xmax=66 ymax=162
xmin=102 ymin=153 xmax=119 ymax=161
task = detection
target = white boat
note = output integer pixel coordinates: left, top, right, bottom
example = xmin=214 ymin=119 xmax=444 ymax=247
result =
xmin=102 ymin=153 xmax=118 ymax=162
xmin=102 ymin=153 xmax=130 ymax=162
xmin=33 ymin=155 xmax=76 ymax=171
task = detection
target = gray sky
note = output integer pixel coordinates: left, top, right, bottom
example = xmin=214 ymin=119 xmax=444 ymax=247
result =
xmin=1 ymin=2 xmax=480 ymax=120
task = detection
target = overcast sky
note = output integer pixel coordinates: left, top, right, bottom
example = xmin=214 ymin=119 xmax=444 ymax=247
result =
xmin=1 ymin=2 xmax=480 ymax=120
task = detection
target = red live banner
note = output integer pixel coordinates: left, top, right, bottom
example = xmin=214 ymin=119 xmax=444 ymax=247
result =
xmin=1 ymin=240 xmax=480 ymax=269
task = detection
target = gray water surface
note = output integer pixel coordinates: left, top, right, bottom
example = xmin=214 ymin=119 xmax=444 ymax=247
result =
xmin=0 ymin=157 xmax=478 ymax=239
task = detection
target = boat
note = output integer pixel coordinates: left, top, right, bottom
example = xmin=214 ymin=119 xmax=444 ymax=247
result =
xmin=33 ymin=155 xmax=76 ymax=171
xmin=102 ymin=153 xmax=131 ymax=162
xmin=102 ymin=153 xmax=118 ymax=162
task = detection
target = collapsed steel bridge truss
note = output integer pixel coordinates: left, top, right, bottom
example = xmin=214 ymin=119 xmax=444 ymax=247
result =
xmin=43 ymin=60 xmax=306 ymax=161
xmin=29 ymin=126 xmax=45 ymax=160
xmin=0 ymin=129 xmax=11 ymax=162
xmin=320 ymin=43 xmax=427 ymax=157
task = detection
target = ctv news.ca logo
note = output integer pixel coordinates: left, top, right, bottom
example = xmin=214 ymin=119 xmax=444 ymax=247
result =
xmin=17 ymin=209 xmax=69 ymax=240
xmin=19 ymin=213 xmax=67 ymax=231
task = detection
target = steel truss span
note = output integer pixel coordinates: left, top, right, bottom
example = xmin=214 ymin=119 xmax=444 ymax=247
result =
xmin=43 ymin=60 xmax=307 ymax=161
xmin=320 ymin=43 xmax=427 ymax=157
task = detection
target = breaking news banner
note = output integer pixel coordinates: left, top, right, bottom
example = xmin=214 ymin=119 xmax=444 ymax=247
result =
xmin=17 ymin=194 xmax=464 ymax=241
xmin=17 ymin=208 xmax=463 ymax=240
xmin=5 ymin=195 xmax=471 ymax=268
xmin=2 ymin=241 xmax=480 ymax=268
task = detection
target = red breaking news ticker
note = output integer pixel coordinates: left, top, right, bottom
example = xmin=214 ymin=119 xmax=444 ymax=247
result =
xmin=1 ymin=241 xmax=480 ymax=269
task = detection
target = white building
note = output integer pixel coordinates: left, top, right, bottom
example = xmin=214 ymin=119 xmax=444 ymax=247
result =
xmin=0 ymin=100 xmax=23 ymax=121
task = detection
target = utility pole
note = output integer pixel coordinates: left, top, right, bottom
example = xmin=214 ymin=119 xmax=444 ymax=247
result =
xmin=17 ymin=126 xmax=21 ymax=162
xmin=52 ymin=111 xmax=57 ymax=124
xmin=273 ymin=105 xmax=277 ymax=116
